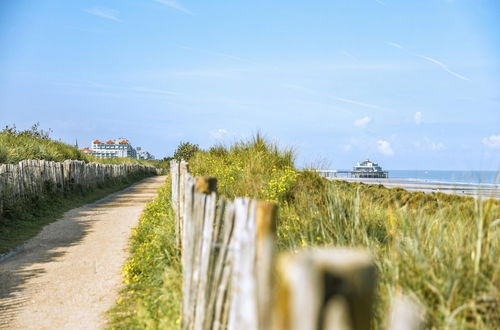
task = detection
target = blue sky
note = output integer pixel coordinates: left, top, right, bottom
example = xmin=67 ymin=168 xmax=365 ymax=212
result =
xmin=1 ymin=0 xmax=499 ymax=169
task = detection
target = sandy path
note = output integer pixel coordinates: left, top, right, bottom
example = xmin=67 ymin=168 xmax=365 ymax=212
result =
xmin=0 ymin=176 xmax=166 ymax=330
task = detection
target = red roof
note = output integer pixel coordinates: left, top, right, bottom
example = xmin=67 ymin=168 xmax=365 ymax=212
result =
xmin=80 ymin=147 xmax=93 ymax=153
xmin=119 ymin=140 xmax=128 ymax=144
xmin=106 ymin=140 xmax=114 ymax=144
xmin=93 ymin=140 xmax=102 ymax=144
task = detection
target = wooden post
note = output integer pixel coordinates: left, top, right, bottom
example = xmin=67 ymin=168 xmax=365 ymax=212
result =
xmin=255 ymin=201 xmax=277 ymax=330
xmin=275 ymin=248 xmax=376 ymax=330
xmin=388 ymin=294 xmax=425 ymax=330
xmin=178 ymin=160 xmax=189 ymax=249
xmin=195 ymin=176 xmax=218 ymax=194
xmin=181 ymin=174 xmax=217 ymax=330
xmin=193 ymin=176 xmax=218 ymax=330
xmin=227 ymin=199 xmax=277 ymax=330
xmin=170 ymin=160 xmax=180 ymax=247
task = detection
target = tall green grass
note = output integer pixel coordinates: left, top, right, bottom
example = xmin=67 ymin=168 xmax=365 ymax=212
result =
xmin=110 ymin=136 xmax=499 ymax=329
xmin=189 ymin=137 xmax=500 ymax=329
xmin=0 ymin=125 xmax=160 ymax=167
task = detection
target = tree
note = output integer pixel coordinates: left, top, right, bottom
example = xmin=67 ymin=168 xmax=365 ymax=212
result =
xmin=173 ymin=141 xmax=200 ymax=161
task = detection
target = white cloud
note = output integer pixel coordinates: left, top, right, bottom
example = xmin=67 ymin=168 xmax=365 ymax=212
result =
xmin=386 ymin=41 xmax=403 ymax=49
xmin=334 ymin=97 xmax=382 ymax=110
xmin=427 ymin=140 xmax=444 ymax=151
xmin=416 ymin=54 xmax=469 ymax=81
xmin=377 ymin=140 xmax=394 ymax=156
xmin=176 ymin=45 xmax=257 ymax=65
xmin=386 ymin=42 xmax=469 ymax=81
xmin=84 ymin=8 xmax=121 ymax=22
xmin=482 ymin=135 xmax=500 ymax=148
xmin=209 ymin=128 xmax=229 ymax=140
xmin=341 ymin=144 xmax=352 ymax=152
xmin=415 ymin=137 xmax=444 ymax=151
xmin=155 ymin=0 xmax=194 ymax=15
xmin=340 ymin=50 xmax=359 ymax=62
xmin=131 ymin=87 xmax=179 ymax=96
xmin=353 ymin=116 xmax=372 ymax=128
xmin=414 ymin=111 xmax=422 ymax=125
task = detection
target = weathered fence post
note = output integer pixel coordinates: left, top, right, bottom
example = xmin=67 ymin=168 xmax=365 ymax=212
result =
xmin=170 ymin=160 xmax=180 ymax=246
xmin=181 ymin=174 xmax=217 ymax=330
xmin=178 ymin=160 xmax=189 ymax=249
xmin=226 ymin=199 xmax=277 ymax=330
xmin=388 ymin=294 xmax=425 ymax=330
xmin=256 ymin=201 xmax=277 ymax=330
xmin=275 ymin=248 xmax=376 ymax=330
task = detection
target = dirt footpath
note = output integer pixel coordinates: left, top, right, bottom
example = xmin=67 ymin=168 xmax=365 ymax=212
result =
xmin=0 ymin=176 xmax=166 ymax=330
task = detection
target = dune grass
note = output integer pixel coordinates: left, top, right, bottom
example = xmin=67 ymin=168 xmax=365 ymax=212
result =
xmin=0 ymin=124 xmax=163 ymax=255
xmin=190 ymin=136 xmax=500 ymax=329
xmin=109 ymin=136 xmax=499 ymax=329
xmin=0 ymin=125 xmax=160 ymax=167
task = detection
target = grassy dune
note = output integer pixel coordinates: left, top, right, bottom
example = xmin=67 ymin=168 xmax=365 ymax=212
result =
xmin=0 ymin=125 xmax=163 ymax=254
xmin=110 ymin=136 xmax=499 ymax=329
xmin=0 ymin=125 xmax=159 ymax=166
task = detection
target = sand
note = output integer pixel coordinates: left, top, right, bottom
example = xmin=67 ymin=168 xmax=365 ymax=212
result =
xmin=328 ymin=177 xmax=500 ymax=199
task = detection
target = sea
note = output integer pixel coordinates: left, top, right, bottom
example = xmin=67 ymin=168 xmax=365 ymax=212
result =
xmin=388 ymin=170 xmax=499 ymax=187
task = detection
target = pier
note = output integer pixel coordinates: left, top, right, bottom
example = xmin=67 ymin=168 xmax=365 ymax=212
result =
xmin=316 ymin=159 xmax=389 ymax=179
xmin=316 ymin=169 xmax=389 ymax=179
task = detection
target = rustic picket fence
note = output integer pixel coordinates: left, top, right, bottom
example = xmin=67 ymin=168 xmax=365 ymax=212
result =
xmin=0 ymin=159 xmax=159 ymax=217
xmin=170 ymin=160 xmax=424 ymax=330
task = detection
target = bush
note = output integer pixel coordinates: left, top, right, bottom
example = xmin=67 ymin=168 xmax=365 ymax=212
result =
xmin=173 ymin=142 xmax=200 ymax=161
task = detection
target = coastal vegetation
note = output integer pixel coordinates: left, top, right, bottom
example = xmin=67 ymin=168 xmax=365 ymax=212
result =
xmin=0 ymin=124 xmax=163 ymax=254
xmin=111 ymin=136 xmax=499 ymax=329
xmin=0 ymin=124 xmax=161 ymax=167
xmin=107 ymin=180 xmax=181 ymax=329
xmin=0 ymin=171 xmax=152 ymax=254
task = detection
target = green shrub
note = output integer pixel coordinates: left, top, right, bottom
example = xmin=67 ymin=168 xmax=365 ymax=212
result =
xmin=173 ymin=141 xmax=200 ymax=161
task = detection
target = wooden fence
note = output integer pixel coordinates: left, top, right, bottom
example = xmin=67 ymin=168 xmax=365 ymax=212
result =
xmin=170 ymin=160 xmax=424 ymax=330
xmin=0 ymin=159 xmax=159 ymax=217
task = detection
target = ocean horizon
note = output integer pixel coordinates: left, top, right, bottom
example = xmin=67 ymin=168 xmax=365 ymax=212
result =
xmin=386 ymin=170 xmax=499 ymax=186
xmin=331 ymin=170 xmax=500 ymax=186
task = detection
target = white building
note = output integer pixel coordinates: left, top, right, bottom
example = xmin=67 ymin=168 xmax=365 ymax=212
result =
xmin=81 ymin=138 xmax=137 ymax=159
xmin=136 ymin=147 xmax=155 ymax=160
xmin=352 ymin=159 xmax=388 ymax=178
